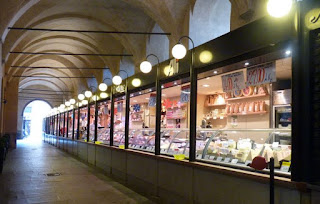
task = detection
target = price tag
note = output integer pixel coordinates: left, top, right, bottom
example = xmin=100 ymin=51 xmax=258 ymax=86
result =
xmin=209 ymin=156 xmax=215 ymax=160
xmin=221 ymin=71 xmax=246 ymax=92
xmin=196 ymin=154 xmax=202 ymax=159
xmin=216 ymin=157 xmax=223 ymax=162
xmin=224 ymin=157 xmax=231 ymax=163
xmin=272 ymin=142 xmax=279 ymax=148
xmin=204 ymin=155 xmax=210 ymax=159
xmin=246 ymin=62 xmax=276 ymax=86
xmin=280 ymin=161 xmax=291 ymax=172
xmin=231 ymin=159 xmax=238 ymax=164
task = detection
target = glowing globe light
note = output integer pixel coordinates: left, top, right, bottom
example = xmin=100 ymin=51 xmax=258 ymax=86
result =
xmin=85 ymin=91 xmax=92 ymax=98
xmin=267 ymin=0 xmax=292 ymax=18
xmin=112 ymin=75 xmax=122 ymax=85
xmin=70 ymin=99 xmax=76 ymax=105
xmin=78 ymin=93 xmax=85 ymax=101
xmin=132 ymin=78 xmax=141 ymax=87
xmin=99 ymin=83 xmax=108 ymax=91
xmin=82 ymin=100 xmax=88 ymax=105
xmin=172 ymin=43 xmax=187 ymax=59
xmin=140 ymin=61 xmax=152 ymax=73
xmin=60 ymin=104 xmax=66 ymax=109
xmin=65 ymin=101 xmax=71 ymax=107
xmin=199 ymin=50 xmax=213 ymax=63
xmin=100 ymin=92 xmax=108 ymax=99
xmin=92 ymin=95 xmax=99 ymax=101
xmin=78 ymin=102 xmax=83 ymax=107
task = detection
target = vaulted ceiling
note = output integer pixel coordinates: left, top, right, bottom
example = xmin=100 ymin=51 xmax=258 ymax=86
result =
xmin=1 ymin=0 xmax=195 ymax=100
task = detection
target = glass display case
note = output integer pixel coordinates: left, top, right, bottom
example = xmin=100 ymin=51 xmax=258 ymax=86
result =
xmin=59 ymin=113 xmax=64 ymax=136
xmin=74 ymin=109 xmax=78 ymax=139
xmin=89 ymin=103 xmax=96 ymax=142
xmin=67 ymin=111 xmax=73 ymax=138
xmin=160 ymin=129 xmax=189 ymax=156
xmin=129 ymin=129 xmax=155 ymax=152
xmin=79 ymin=106 xmax=88 ymax=141
xmin=196 ymin=128 xmax=291 ymax=175
xmin=114 ymin=96 xmax=126 ymax=147
xmin=97 ymin=100 xmax=111 ymax=144
xmin=54 ymin=115 xmax=58 ymax=136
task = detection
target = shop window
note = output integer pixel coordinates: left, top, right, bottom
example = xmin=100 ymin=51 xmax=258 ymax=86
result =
xmin=59 ymin=113 xmax=64 ymax=136
xmin=97 ymin=100 xmax=111 ymax=144
xmin=89 ymin=103 xmax=96 ymax=142
xmin=54 ymin=115 xmax=58 ymax=136
xmin=160 ymin=79 xmax=190 ymax=157
xmin=74 ymin=109 xmax=79 ymax=139
xmin=79 ymin=106 xmax=88 ymax=141
xmin=129 ymin=88 xmax=156 ymax=152
xmin=196 ymin=51 xmax=292 ymax=176
xmin=114 ymin=96 xmax=126 ymax=147
xmin=67 ymin=111 xmax=73 ymax=138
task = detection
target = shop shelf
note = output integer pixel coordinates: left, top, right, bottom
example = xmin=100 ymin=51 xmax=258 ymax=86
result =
xmin=227 ymin=111 xmax=267 ymax=116
xmin=166 ymin=117 xmax=186 ymax=120
xmin=206 ymin=103 xmax=226 ymax=107
xmin=226 ymin=94 xmax=268 ymax=101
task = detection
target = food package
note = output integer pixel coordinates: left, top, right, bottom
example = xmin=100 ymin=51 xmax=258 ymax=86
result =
xmin=242 ymin=86 xmax=254 ymax=96
xmin=248 ymin=102 xmax=254 ymax=112
xmin=230 ymin=104 xmax=235 ymax=113
xmin=225 ymin=104 xmax=230 ymax=114
xmin=244 ymin=103 xmax=249 ymax=113
xmin=234 ymin=90 xmax=243 ymax=97
xmin=234 ymin=104 xmax=239 ymax=113
xmin=258 ymin=85 xmax=268 ymax=95
xmin=239 ymin=103 xmax=244 ymax=113
xmin=245 ymin=149 xmax=260 ymax=161
xmin=254 ymin=102 xmax=260 ymax=112
xmin=259 ymin=101 xmax=265 ymax=111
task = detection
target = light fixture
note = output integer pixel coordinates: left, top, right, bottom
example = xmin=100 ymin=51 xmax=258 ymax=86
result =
xmin=85 ymin=91 xmax=92 ymax=98
xmin=145 ymin=97 xmax=150 ymax=100
xmin=139 ymin=92 xmax=142 ymax=94
xmin=202 ymin=84 xmax=210 ymax=88
xmin=78 ymin=102 xmax=83 ymax=107
xmin=199 ymin=50 xmax=213 ymax=63
xmin=162 ymin=94 xmax=166 ymax=97
xmin=161 ymin=85 xmax=164 ymax=88
xmin=70 ymin=105 xmax=74 ymax=109
xmin=245 ymin=62 xmax=250 ymax=66
xmin=100 ymin=92 xmax=108 ymax=99
xmin=132 ymin=78 xmax=141 ymax=87
xmin=172 ymin=43 xmax=187 ymax=59
xmin=213 ymin=71 xmax=218 ymax=74
xmin=133 ymin=100 xmax=138 ymax=103
xmin=99 ymin=83 xmax=108 ymax=91
xmin=92 ymin=95 xmax=99 ymax=101
xmin=60 ymin=104 xmax=66 ymax=109
xmin=65 ymin=101 xmax=71 ymax=107
xmin=78 ymin=93 xmax=85 ymax=101
xmin=140 ymin=61 xmax=152 ymax=73
xmin=285 ymin=50 xmax=291 ymax=55
xmin=82 ymin=100 xmax=88 ymax=105
xmin=174 ymin=81 xmax=177 ymax=85
xmin=112 ymin=75 xmax=122 ymax=85
xmin=267 ymin=0 xmax=292 ymax=18
xmin=70 ymin=99 xmax=76 ymax=105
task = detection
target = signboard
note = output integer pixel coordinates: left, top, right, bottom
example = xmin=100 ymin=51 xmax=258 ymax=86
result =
xmin=180 ymin=85 xmax=190 ymax=103
xmin=221 ymin=71 xmax=246 ymax=92
xmin=148 ymin=94 xmax=156 ymax=107
xmin=246 ymin=62 xmax=276 ymax=86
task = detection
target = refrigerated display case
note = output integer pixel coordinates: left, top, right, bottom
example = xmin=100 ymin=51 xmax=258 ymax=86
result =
xmin=74 ymin=109 xmax=78 ymax=139
xmin=195 ymin=128 xmax=291 ymax=175
xmin=114 ymin=96 xmax=126 ymax=147
xmin=113 ymin=128 xmax=125 ymax=146
xmin=89 ymin=103 xmax=96 ymax=142
xmin=67 ymin=111 xmax=73 ymax=138
xmin=128 ymin=129 xmax=155 ymax=152
xmin=160 ymin=128 xmax=189 ymax=156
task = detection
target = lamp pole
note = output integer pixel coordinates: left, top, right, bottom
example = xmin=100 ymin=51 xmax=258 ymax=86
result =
xmin=145 ymin=54 xmax=161 ymax=155
xmin=116 ymin=70 xmax=130 ymax=149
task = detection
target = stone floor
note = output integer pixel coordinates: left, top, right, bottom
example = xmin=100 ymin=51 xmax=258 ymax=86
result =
xmin=0 ymin=138 xmax=154 ymax=204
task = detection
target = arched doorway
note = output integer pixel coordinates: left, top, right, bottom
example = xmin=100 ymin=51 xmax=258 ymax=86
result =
xmin=22 ymin=100 xmax=52 ymax=142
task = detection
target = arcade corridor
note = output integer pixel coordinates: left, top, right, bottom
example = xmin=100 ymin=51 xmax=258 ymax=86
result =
xmin=0 ymin=139 xmax=153 ymax=203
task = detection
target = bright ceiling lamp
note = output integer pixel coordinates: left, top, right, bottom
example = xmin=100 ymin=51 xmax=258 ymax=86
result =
xmin=100 ymin=92 xmax=108 ymax=99
xmin=99 ymin=83 xmax=108 ymax=91
xmin=65 ymin=101 xmax=71 ymax=107
xmin=172 ymin=43 xmax=187 ymax=59
xmin=70 ymin=99 xmax=76 ymax=105
xmin=112 ymin=75 xmax=122 ymax=85
xmin=78 ymin=93 xmax=85 ymax=101
xmin=132 ymin=78 xmax=141 ymax=87
xmin=267 ymin=0 xmax=292 ymax=18
xmin=92 ymin=95 xmax=99 ymax=101
xmin=140 ymin=61 xmax=152 ymax=73
xmin=78 ymin=102 xmax=83 ymax=107
xmin=82 ymin=100 xmax=88 ymax=105
xmin=60 ymin=104 xmax=66 ymax=109
xmin=85 ymin=90 xmax=92 ymax=98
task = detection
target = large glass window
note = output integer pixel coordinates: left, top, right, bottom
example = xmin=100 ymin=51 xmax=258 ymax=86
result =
xmin=74 ymin=109 xmax=79 ymax=139
xmin=160 ymin=79 xmax=190 ymax=157
xmin=89 ymin=103 xmax=96 ymax=142
xmin=129 ymin=88 xmax=156 ymax=152
xmin=113 ymin=96 xmax=126 ymax=147
xmin=79 ymin=106 xmax=88 ymax=141
xmin=97 ymin=100 xmax=111 ymax=144
xmin=67 ymin=111 xmax=73 ymax=138
xmin=196 ymin=51 xmax=292 ymax=176
xmin=54 ymin=115 xmax=58 ymax=136
xmin=59 ymin=113 xmax=64 ymax=136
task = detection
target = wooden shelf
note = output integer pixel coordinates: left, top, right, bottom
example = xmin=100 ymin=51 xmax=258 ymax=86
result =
xmin=166 ymin=117 xmax=186 ymax=120
xmin=227 ymin=111 xmax=267 ymax=116
xmin=226 ymin=94 xmax=268 ymax=101
xmin=206 ymin=103 xmax=226 ymax=107
xmin=132 ymin=120 xmax=143 ymax=122
xmin=132 ymin=111 xmax=144 ymax=113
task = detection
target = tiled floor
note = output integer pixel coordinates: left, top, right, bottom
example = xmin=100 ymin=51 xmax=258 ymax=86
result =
xmin=0 ymin=138 xmax=154 ymax=204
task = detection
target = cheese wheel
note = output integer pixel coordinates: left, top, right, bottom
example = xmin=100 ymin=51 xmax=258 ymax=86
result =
xmin=242 ymin=86 xmax=253 ymax=96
